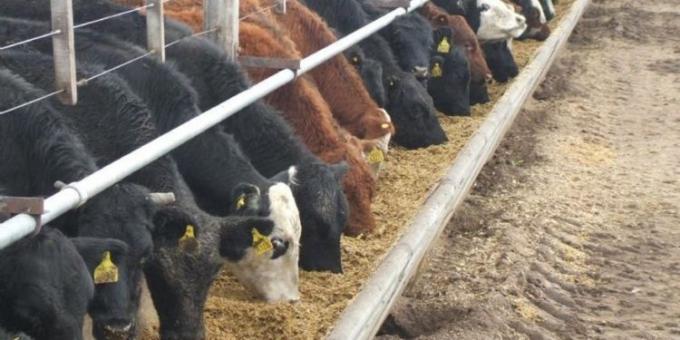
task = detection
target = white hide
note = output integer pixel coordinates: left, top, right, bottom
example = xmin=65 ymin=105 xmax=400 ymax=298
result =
xmin=476 ymin=0 xmax=528 ymax=41
xmin=224 ymin=182 xmax=302 ymax=302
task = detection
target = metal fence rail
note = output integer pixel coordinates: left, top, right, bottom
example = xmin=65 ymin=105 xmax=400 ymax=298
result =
xmin=0 ymin=0 xmax=429 ymax=249
xmin=326 ymin=0 xmax=592 ymax=338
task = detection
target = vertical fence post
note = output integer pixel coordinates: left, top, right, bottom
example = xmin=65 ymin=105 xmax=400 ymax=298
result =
xmin=50 ymin=0 xmax=77 ymax=105
xmin=204 ymin=0 xmax=239 ymax=62
xmin=275 ymin=0 xmax=287 ymax=14
xmin=146 ymin=0 xmax=166 ymax=62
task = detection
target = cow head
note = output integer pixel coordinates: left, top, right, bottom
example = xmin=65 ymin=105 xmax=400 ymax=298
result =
xmin=385 ymin=72 xmax=448 ymax=148
xmin=72 ymin=183 xmax=172 ymax=340
xmin=516 ymin=0 xmax=551 ymax=41
xmin=482 ymin=40 xmax=519 ymax=83
xmin=272 ymin=162 xmax=348 ymax=273
xmin=223 ymin=180 xmax=301 ymax=302
xmin=70 ymin=237 xmax=133 ymax=340
xmin=387 ymin=14 xmax=434 ymax=81
xmin=473 ymin=0 xmax=528 ymax=41
xmin=428 ymin=30 xmax=472 ymax=116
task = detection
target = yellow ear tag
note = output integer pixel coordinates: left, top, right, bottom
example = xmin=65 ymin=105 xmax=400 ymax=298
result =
xmin=235 ymin=194 xmax=246 ymax=210
xmin=432 ymin=63 xmax=443 ymax=78
xmin=179 ymin=225 xmax=199 ymax=252
xmin=437 ymin=37 xmax=451 ymax=54
xmin=367 ymin=147 xmax=385 ymax=165
xmin=93 ymin=251 xmax=118 ymax=284
xmin=251 ymin=228 xmax=273 ymax=256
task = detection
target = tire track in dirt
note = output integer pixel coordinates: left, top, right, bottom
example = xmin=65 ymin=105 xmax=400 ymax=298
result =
xmin=378 ymin=0 xmax=680 ymax=339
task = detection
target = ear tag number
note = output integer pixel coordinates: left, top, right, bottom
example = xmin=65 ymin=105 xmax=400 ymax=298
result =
xmin=94 ymin=251 xmax=119 ymax=284
xmin=251 ymin=228 xmax=273 ymax=256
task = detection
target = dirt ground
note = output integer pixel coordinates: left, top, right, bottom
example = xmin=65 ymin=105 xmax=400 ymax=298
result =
xmin=378 ymin=0 xmax=680 ymax=339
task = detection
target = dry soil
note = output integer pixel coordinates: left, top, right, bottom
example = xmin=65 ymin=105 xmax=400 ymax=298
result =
xmin=378 ymin=0 xmax=680 ymax=339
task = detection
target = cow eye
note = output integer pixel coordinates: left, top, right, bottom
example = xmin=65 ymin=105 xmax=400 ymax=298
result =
xmin=479 ymin=3 xmax=490 ymax=11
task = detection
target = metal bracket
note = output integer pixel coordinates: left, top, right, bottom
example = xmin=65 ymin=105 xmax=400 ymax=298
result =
xmin=0 ymin=196 xmax=45 ymax=233
xmin=238 ymin=56 xmax=301 ymax=70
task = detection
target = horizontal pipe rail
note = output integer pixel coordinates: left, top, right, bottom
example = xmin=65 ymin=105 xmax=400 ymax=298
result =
xmin=326 ymin=0 xmax=592 ymax=338
xmin=0 ymin=0 xmax=430 ymax=249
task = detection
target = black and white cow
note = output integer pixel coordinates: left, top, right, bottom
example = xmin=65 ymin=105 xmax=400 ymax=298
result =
xmin=305 ymin=0 xmax=448 ymax=148
xmin=463 ymin=0 xmax=527 ymax=41
xmin=428 ymin=27 xmax=472 ymax=115
xmin=482 ymin=40 xmax=519 ymax=83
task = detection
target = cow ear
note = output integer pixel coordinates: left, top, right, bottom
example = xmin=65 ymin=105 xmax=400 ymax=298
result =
xmin=330 ymin=162 xmax=349 ymax=182
xmin=230 ymin=183 xmax=261 ymax=214
xmin=218 ymin=217 xmax=275 ymax=262
xmin=152 ymin=206 xmax=200 ymax=252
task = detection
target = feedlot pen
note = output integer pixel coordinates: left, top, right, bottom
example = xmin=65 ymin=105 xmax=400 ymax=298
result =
xmin=132 ymin=0 xmax=589 ymax=338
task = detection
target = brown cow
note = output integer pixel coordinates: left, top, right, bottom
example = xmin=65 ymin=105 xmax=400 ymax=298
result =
xmin=251 ymin=0 xmax=394 ymax=142
xmin=419 ymin=2 xmax=492 ymax=82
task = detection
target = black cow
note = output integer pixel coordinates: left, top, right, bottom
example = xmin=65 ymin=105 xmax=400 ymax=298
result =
xmin=360 ymin=1 xmax=434 ymax=80
xmin=305 ymin=0 xmax=448 ymax=148
xmin=0 ymin=66 xmax=167 ymax=340
xmin=345 ymin=46 xmax=387 ymax=107
xmin=0 ymin=228 xmax=94 ymax=340
xmin=0 ymin=51 xmax=297 ymax=340
xmin=482 ymin=40 xmax=519 ymax=83
xmin=428 ymin=28 xmax=472 ymax=115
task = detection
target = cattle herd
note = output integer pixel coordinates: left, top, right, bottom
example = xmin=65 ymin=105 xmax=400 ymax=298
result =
xmin=0 ymin=0 xmax=558 ymax=339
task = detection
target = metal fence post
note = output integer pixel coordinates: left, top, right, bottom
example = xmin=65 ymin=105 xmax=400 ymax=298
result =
xmin=50 ymin=0 xmax=77 ymax=105
xmin=146 ymin=0 xmax=166 ymax=62
xmin=204 ymin=0 xmax=239 ymax=62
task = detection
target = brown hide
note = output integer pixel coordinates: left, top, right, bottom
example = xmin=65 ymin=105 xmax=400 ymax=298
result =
xmin=420 ymin=3 xmax=492 ymax=81
xmin=266 ymin=0 xmax=395 ymax=140
xmin=122 ymin=0 xmax=377 ymax=235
